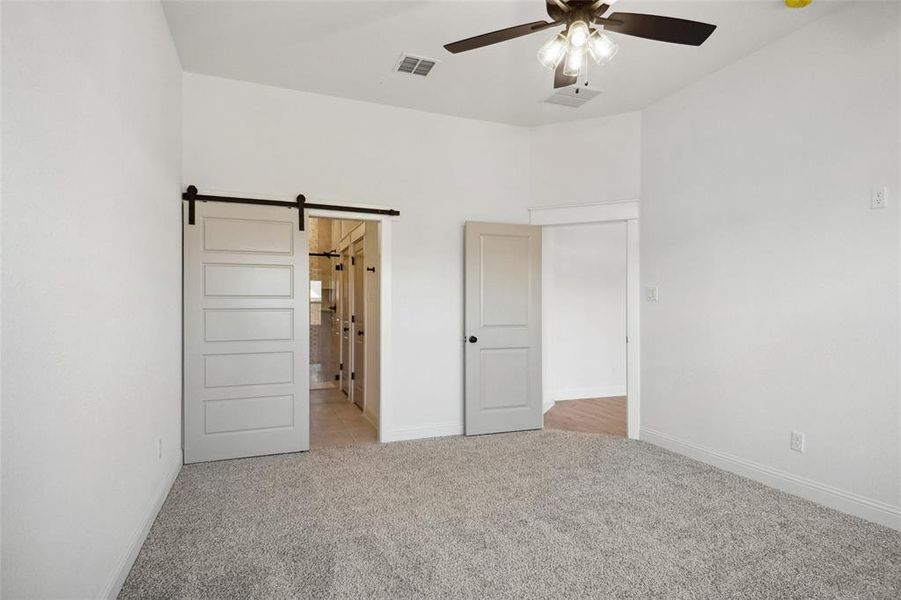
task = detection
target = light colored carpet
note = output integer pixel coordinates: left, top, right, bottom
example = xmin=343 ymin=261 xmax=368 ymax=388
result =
xmin=120 ymin=431 xmax=901 ymax=599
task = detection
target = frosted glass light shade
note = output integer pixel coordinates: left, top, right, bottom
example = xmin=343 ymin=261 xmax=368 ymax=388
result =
xmin=588 ymin=30 xmax=619 ymax=65
xmin=537 ymin=33 xmax=567 ymax=69
xmin=562 ymin=46 xmax=585 ymax=77
xmin=567 ymin=20 xmax=590 ymax=48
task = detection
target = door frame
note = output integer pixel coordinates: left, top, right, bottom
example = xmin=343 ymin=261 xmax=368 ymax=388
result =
xmin=306 ymin=207 xmax=394 ymax=443
xmin=529 ymin=200 xmax=640 ymax=440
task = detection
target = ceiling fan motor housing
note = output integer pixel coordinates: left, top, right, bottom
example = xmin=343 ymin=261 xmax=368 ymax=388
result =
xmin=548 ymin=1 xmax=610 ymax=28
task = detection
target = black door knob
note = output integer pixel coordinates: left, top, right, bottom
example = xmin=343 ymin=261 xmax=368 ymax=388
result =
xmin=468 ymin=336 xmax=478 ymax=343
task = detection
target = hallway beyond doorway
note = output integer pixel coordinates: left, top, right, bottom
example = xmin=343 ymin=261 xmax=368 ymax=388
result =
xmin=310 ymin=388 xmax=378 ymax=449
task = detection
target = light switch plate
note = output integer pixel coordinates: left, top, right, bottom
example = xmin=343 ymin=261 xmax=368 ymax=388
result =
xmin=790 ymin=431 xmax=805 ymax=453
xmin=645 ymin=286 xmax=658 ymax=302
xmin=872 ymin=186 xmax=887 ymax=209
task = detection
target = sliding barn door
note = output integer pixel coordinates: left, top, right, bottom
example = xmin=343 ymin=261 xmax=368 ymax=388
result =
xmin=184 ymin=202 xmax=308 ymax=463
xmin=464 ymin=222 xmax=542 ymax=435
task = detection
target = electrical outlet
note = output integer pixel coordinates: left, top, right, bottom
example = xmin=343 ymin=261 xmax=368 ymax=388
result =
xmin=871 ymin=186 xmax=887 ymax=209
xmin=790 ymin=431 xmax=805 ymax=453
xmin=157 ymin=438 xmax=162 ymax=460
xmin=645 ymin=286 xmax=659 ymax=302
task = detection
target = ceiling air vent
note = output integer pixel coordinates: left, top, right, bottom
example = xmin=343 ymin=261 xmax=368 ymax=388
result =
xmin=394 ymin=54 xmax=438 ymax=77
xmin=544 ymin=86 xmax=602 ymax=108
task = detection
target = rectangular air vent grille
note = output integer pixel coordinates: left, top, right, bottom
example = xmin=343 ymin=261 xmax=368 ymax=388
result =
xmin=395 ymin=54 xmax=437 ymax=77
xmin=544 ymin=86 xmax=602 ymax=108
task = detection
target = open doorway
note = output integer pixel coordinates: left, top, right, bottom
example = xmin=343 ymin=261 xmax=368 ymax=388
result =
xmin=529 ymin=200 xmax=641 ymax=439
xmin=529 ymin=201 xmax=640 ymax=439
xmin=308 ymin=216 xmax=380 ymax=448
xmin=540 ymin=220 xmax=630 ymax=438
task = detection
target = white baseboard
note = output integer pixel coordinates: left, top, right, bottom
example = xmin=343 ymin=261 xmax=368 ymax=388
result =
xmin=543 ymin=401 xmax=555 ymax=414
xmin=363 ymin=407 xmax=379 ymax=431
xmin=640 ymin=427 xmax=901 ymax=532
xmin=383 ymin=422 xmax=463 ymax=442
xmin=100 ymin=454 xmax=183 ymax=599
xmin=551 ymin=386 xmax=626 ymax=402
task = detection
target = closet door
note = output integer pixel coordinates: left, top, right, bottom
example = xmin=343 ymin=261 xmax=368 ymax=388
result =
xmin=352 ymin=240 xmax=366 ymax=409
xmin=362 ymin=222 xmax=381 ymax=428
xmin=340 ymin=250 xmax=351 ymax=393
xmin=328 ymin=273 xmax=341 ymax=386
xmin=183 ymin=202 xmax=308 ymax=463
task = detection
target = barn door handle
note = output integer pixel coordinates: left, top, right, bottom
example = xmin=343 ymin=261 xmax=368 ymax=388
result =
xmin=468 ymin=336 xmax=478 ymax=343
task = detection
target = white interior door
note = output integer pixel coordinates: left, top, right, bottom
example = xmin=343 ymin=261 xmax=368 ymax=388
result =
xmin=183 ymin=201 xmax=308 ymax=463
xmin=363 ymin=221 xmax=380 ymax=428
xmin=464 ymin=222 xmax=542 ymax=435
xmin=340 ymin=250 xmax=350 ymax=393
xmin=352 ymin=240 xmax=365 ymax=408
xmin=328 ymin=274 xmax=341 ymax=385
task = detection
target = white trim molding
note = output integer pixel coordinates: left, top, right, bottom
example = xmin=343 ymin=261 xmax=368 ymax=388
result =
xmin=362 ymin=407 xmax=379 ymax=431
xmin=641 ymin=427 xmax=901 ymax=532
xmin=101 ymin=455 xmax=183 ymax=598
xmin=529 ymin=200 xmax=639 ymax=225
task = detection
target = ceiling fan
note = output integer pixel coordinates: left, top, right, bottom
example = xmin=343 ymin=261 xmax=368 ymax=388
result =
xmin=444 ymin=0 xmax=717 ymax=89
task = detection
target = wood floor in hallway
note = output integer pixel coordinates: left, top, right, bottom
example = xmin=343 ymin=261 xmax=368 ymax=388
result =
xmin=544 ymin=396 xmax=627 ymax=437
xmin=310 ymin=387 xmax=378 ymax=449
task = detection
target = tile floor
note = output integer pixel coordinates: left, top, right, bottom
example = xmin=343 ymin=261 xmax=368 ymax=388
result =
xmin=310 ymin=387 xmax=378 ymax=449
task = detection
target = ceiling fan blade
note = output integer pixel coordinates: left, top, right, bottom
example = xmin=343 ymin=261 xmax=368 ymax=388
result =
xmin=444 ymin=21 xmax=558 ymax=54
xmin=554 ymin=62 xmax=577 ymax=89
xmin=600 ymin=12 xmax=716 ymax=46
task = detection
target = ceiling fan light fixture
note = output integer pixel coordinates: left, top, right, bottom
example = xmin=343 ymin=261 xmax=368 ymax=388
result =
xmin=562 ymin=45 xmax=585 ymax=77
xmin=587 ymin=30 xmax=618 ymax=65
xmin=567 ymin=20 xmax=590 ymax=48
xmin=443 ymin=2 xmax=717 ymax=91
xmin=537 ymin=33 xmax=567 ymax=69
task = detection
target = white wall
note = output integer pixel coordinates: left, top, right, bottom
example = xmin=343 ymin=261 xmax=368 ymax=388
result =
xmin=543 ymin=222 xmax=627 ymax=407
xmin=640 ymin=2 xmax=901 ymax=527
xmin=182 ymin=73 xmax=533 ymax=440
xmin=530 ymin=111 xmax=641 ymax=207
xmin=897 ymin=0 xmax=901 ymax=517
xmin=1 ymin=2 xmax=183 ymax=597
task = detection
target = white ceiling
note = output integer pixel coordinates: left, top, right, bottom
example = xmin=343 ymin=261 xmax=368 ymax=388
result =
xmin=162 ymin=0 xmax=843 ymax=126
